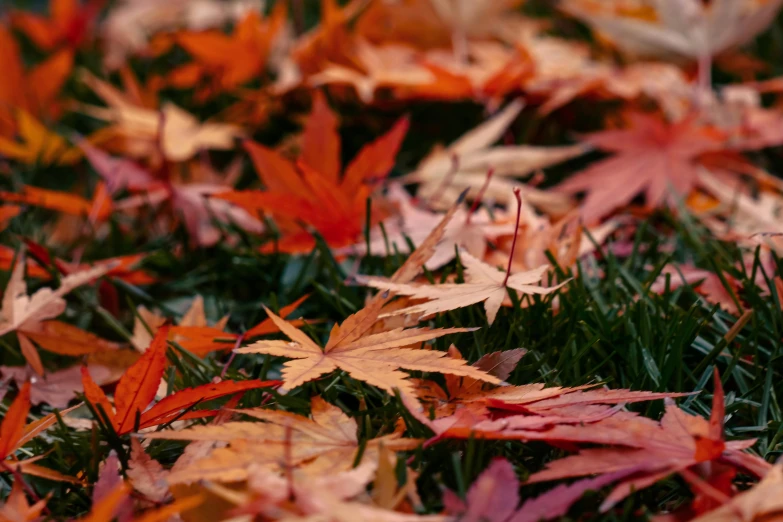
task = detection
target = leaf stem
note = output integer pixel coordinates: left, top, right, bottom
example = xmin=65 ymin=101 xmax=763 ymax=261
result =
xmin=503 ymin=188 xmax=523 ymax=287
xmin=465 ymin=168 xmax=494 ymax=225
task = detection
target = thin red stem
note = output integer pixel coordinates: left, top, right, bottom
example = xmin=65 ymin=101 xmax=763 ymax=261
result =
xmin=220 ymin=332 xmax=245 ymax=379
xmin=466 ymin=168 xmax=495 ymax=225
xmin=427 ymin=153 xmax=460 ymax=208
xmin=1 ymin=461 xmax=49 ymax=514
xmin=503 ymin=188 xmax=523 ymax=287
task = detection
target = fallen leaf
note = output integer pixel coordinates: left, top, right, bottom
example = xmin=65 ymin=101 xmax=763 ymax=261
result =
xmin=0 ymin=255 xmax=112 ymax=372
xmin=357 ymin=250 xmax=566 ymax=325
xmin=79 ymin=71 xmax=244 ymax=163
xmin=218 ymin=93 xmax=409 ymax=252
xmin=0 ymin=26 xmax=72 ymax=139
xmin=235 ymin=304 xmax=493 ymax=398
xmin=555 ymin=112 xmax=727 ymax=224
xmin=402 ymin=100 xmax=584 ymax=214
xmin=81 ymin=326 xmax=279 ymax=434
xmin=525 ymin=370 xmax=769 ymax=512
xmin=443 ymin=458 xmax=519 ymax=522
xmin=128 ymin=439 xmax=170 ymax=503
xmin=145 ymin=396 xmax=419 ymax=483
xmin=562 ymin=0 xmax=783 ymax=60
xmin=0 ymin=364 xmax=113 ymax=408
xmin=11 ymin=0 xmax=104 ymax=51
xmin=338 ymin=183 xmax=516 ymax=270
xmin=168 ymin=6 xmax=287 ymax=98
xmin=0 ymin=478 xmax=48 ymax=522
xmin=688 ymin=462 xmax=783 ymax=522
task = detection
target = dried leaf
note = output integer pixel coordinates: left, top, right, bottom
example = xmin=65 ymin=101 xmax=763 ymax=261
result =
xmin=357 ymin=250 xmax=566 ymax=325
xmin=236 ymin=305 xmax=493 ymax=398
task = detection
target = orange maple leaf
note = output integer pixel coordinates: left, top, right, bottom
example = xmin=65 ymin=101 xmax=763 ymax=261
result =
xmin=0 ymin=183 xmax=111 ymax=221
xmin=218 ymin=92 xmax=409 ymax=253
xmin=168 ymin=5 xmax=287 ymax=99
xmin=0 ymin=110 xmax=83 ymax=166
xmin=11 ymin=0 xmax=105 ymax=51
xmin=81 ymin=325 xmax=280 ymax=435
xmin=0 ymin=382 xmax=81 ymax=483
xmin=131 ymin=295 xmax=308 ymax=357
xmin=0 ymin=27 xmax=73 ymax=157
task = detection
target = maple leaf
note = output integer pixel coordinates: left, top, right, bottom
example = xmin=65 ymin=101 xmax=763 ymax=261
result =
xmin=235 ymin=303 xmax=495 ymax=398
xmin=0 ymin=183 xmax=111 ymax=222
xmin=338 ymin=184 xmax=516 ymax=270
xmin=100 ymin=0 xmax=262 ymax=70
xmin=688 ymin=462 xmax=783 ymax=522
xmin=0 ymin=110 xmax=83 ymax=166
xmin=0 ymin=26 xmax=72 ymax=138
xmin=78 ymin=71 xmax=244 ymax=163
xmin=129 ymin=296 xmax=229 ymax=354
xmin=81 ymin=325 xmax=280 ymax=434
xmin=524 ymin=370 xmax=770 ymax=513
xmin=415 ymin=346 xmax=681 ymax=425
xmin=130 ymin=294 xmax=308 ymax=357
xmin=145 ymin=396 xmax=421 ymax=484
xmin=0 ymin=478 xmax=48 ymax=522
xmin=562 ymin=0 xmax=783 ymax=61
xmin=78 ymin=138 xmax=263 ymax=247
xmin=218 ymin=92 xmax=409 ymax=252
xmin=485 ymin=207 xmax=618 ymax=276
xmin=127 ymin=439 xmax=170 ymax=503
xmin=201 ymin=458 xmax=443 ymax=522
xmin=168 ymin=6 xmax=287 ymax=98
xmin=555 ymin=112 xmax=728 ymax=224
xmin=695 ymin=170 xmax=783 ymax=254
xmin=310 ymin=40 xmax=438 ymax=103
xmin=356 ymin=188 xmax=573 ymax=326
xmin=0 ymin=382 xmax=81 ymax=483
xmin=443 ymin=458 xmax=520 ymax=522
xmin=289 ymin=0 xmax=367 ymax=79
xmin=390 ymin=41 xmax=534 ymax=104
xmin=414 ymin=346 xmax=525 ymax=417
xmin=1 ymin=364 xmax=113 ymax=409
xmin=401 ymin=100 xmax=584 ymax=213
xmin=0 ymin=255 xmax=113 ymax=374
xmin=11 ymin=0 xmax=105 ymax=51
xmin=442 ymin=457 xmax=626 ymax=522
xmin=650 ymin=264 xmax=743 ymax=315
xmin=357 ymin=248 xmax=567 ymax=326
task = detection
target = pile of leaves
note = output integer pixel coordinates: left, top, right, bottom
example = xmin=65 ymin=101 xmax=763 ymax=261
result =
xmin=4 ymin=0 xmax=783 ymax=520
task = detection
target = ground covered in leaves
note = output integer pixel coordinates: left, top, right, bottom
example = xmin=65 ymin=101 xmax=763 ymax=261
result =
xmin=4 ymin=1 xmax=783 ymax=521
